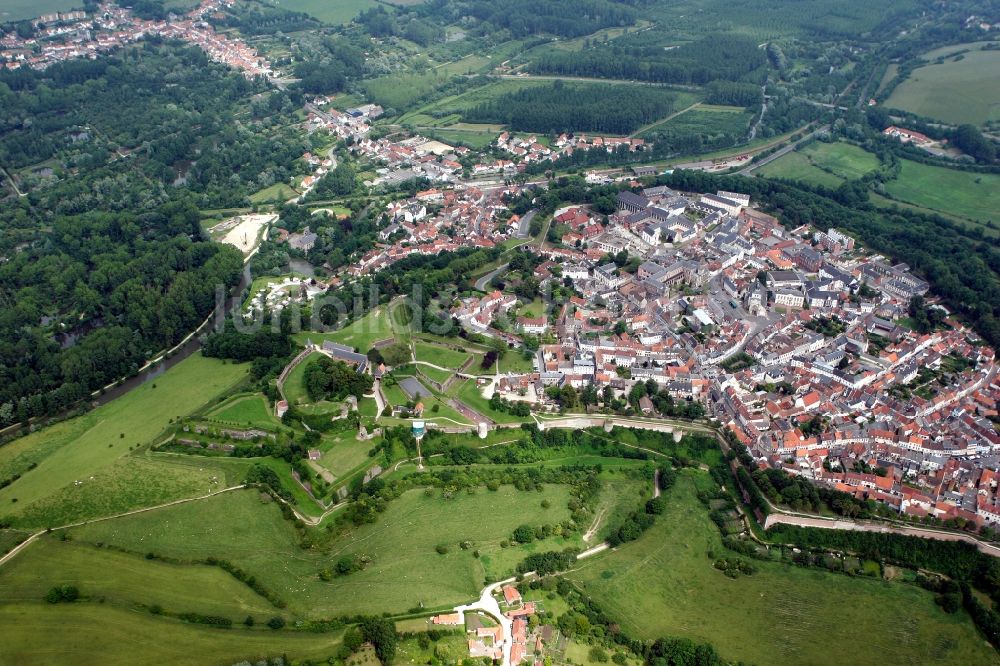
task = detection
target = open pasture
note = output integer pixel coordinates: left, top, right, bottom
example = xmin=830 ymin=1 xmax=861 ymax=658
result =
xmin=758 ymin=140 xmax=881 ymax=187
xmin=70 ymin=484 xmax=578 ymax=616
xmin=568 ymin=471 xmax=996 ymax=665
xmin=885 ymin=46 xmax=1000 ymax=125
xmin=882 ymin=158 xmax=1000 ymax=225
xmin=0 ymin=354 xmax=248 ymax=528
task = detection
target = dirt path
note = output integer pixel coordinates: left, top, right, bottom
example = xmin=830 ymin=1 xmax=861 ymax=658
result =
xmin=583 ymin=506 xmax=608 ymax=542
xmin=630 ymin=102 xmax=701 ymax=138
xmin=0 ymin=485 xmax=249 ymax=569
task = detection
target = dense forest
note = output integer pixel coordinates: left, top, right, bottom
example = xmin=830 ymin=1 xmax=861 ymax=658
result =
xmin=527 ymin=34 xmax=769 ymax=85
xmin=398 ymin=0 xmax=637 ymax=40
xmin=465 ymin=81 xmax=675 ymax=134
xmin=0 ymin=202 xmax=243 ymax=426
xmin=0 ymin=42 xmax=312 ymax=426
xmin=0 ymin=42 xmax=308 ymax=213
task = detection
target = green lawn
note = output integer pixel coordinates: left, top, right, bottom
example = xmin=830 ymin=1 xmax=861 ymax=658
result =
xmin=282 ymin=351 xmax=325 ymax=407
xmin=275 ymin=0 xmax=377 ymax=25
xmin=886 ymin=46 xmax=1000 ymax=125
xmin=319 ymin=434 xmax=375 ymax=478
xmin=0 ymin=602 xmax=342 ymax=665
xmin=248 ymin=182 xmax=297 ymax=203
xmin=568 ymin=471 xmax=996 ymax=665
xmin=293 ymin=307 xmax=396 ymax=353
xmin=206 ymin=393 xmax=277 ymax=428
xmin=70 ymin=485 xmax=578 ymax=616
xmin=451 ymin=378 xmax=530 ymax=425
xmin=0 ymin=537 xmax=277 ymax=619
xmin=0 ymin=354 xmax=248 ymax=528
xmin=413 ymin=341 xmax=471 ymax=370
xmin=758 ymin=140 xmax=881 ymax=187
xmin=882 ymin=158 xmax=1000 ymax=224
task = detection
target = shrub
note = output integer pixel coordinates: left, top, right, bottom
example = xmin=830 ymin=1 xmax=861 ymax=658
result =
xmin=268 ymin=616 xmax=286 ymax=630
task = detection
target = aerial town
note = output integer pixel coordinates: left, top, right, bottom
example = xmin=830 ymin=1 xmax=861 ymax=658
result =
xmin=0 ymin=0 xmax=270 ymax=76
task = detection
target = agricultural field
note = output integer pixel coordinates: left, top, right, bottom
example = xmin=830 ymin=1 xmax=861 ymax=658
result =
xmin=568 ymin=471 xmax=996 ymax=665
xmin=885 ymin=44 xmax=1000 ymax=126
xmin=645 ymin=107 xmax=753 ymax=139
xmin=275 ymin=0 xmax=378 ymax=25
xmin=758 ymin=140 xmax=881 ymax=187
xmin=0 ymin=354 xmax=248 ymax=528
xmin=881 ymin=159 xmax=1000 ymax=225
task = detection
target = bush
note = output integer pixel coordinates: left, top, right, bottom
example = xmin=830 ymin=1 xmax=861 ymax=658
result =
xmin=435 ymin=544 xmax=450 ymax=555
xmin=590 ymin=646 xmax=609 ymax=663
xmin=45 ymin=585 xmax=80 ymax=603
xmin=267 ymin=616 xmax=286 ymax=630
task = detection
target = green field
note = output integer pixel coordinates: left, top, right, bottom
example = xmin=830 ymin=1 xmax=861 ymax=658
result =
xmin=69 ymin=484 xmax=578 ymax=616
xmin=318 ymin=434 xmax=374 ymax=478
xmin=413 ymin=341 xmax=471 ymax=370
xmin=0 ymin=0 xmax=81 ymax=21
xmin=886 ymin=46 xmax=1000 ymax=125
xmin=294 ymin=307 xmax=396 ymax=353
xmin=0 ymin=354 xmax=248 ymax=528
xmin=450 ymin=378 xmax=530 ymax=425
xmin=758 ymin=140 xmax=881 ymax=187
xmin=882 ymin=158 xmax=1000 ymax=224
xmin=568 ymin=471 xmax=996 ymax=665
xmin=282 ymin=351 xmax=325 ymax=406
xmin=206 ymin=393 xmax=276 ymax=428
xmin=0 ymin=538 xmax=277 ymax=618
xmin=248 ymin=182 xmax=297 ymax=203
xmin=0 ymin=601 xmax=342 ymax=665
xmin=641 ymin=106 xmax=753 ymax=140
xmin=274 ymin=0 xmax=378 ymax=25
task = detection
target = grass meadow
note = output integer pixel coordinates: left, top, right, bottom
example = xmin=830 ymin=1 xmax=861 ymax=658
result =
xmin=0 ymin=354 xmax=248 ymax=528
xmin=757 ymin=140 xmax=880 ymax=186
xmin=69 ymin=484 xmax=580 ymax=616
xmin=292 ymin=307 xmax=397 ymax=353
xmin=568 ymin=471 xmax=996 ymax=665
xmin=886 ymin=46 xmax=1000 ymax=126
xmin=0 ymin=601 xmax=343 ymax=665
xmin=413 ymin=341 xmax=471 ymax=369
xmin=882 ymin=158 xmax=1000 ymax=224
xmin=206 ymin=393 xmax=277 ymax=428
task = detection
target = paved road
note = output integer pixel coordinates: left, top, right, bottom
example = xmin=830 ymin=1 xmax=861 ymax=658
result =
xmin=455 ymin=579 xmax=516 ymax=666
xmin=516 ymin=209 xmax=537 ymax=239
xmin=475 ymin=263 xmax=509 ymax=292
xmin=764 ymin=512 xmax=1000 ymax=557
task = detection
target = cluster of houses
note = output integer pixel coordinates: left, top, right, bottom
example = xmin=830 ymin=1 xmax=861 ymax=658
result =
xmin=1 ymin=0 xmax=272 ymax=77
xmin=433 ymin=585 xmax=547 ymax=666
xmin=485 ymin=132 xmax=648 ymax=172
xmin=346 ymin=185 xmax=518 ymax=277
